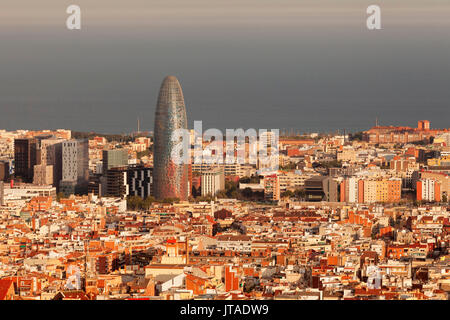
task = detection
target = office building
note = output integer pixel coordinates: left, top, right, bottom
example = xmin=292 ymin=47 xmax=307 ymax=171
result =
xmin=153 ymin=76 xmax=189 ymax=201
xmin=14 ymin=138 xmax=37 ymax=183
xmin=127 ymin=165 xmax=152 ymax=198
xmin=60 ymin=139 xmax=89 ymax=196
xmin=201 ymin=167 xmax=225 ymax=197
xmin=102 ymin=149 xmax=128 ymax=173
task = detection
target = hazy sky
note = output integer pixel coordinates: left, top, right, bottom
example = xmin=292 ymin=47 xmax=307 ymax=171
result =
xmin=0 ymin=0 xmax=449 ymax=133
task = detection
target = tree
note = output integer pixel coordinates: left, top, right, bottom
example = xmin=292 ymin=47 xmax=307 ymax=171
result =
xmin=294 ymin=188 xmax=306 ymax=200
xmin=229 ymin=190 xmax=239 ymax=199
xmin=241 ymin=187 xmax=253 ymax=199
xmin=243 ymin=278 xmax=257 ymax=293
xmin=215 ymin=190 xmax=228 ymax=199
xmin=395 ymin=215 xmax=402 ymax=228
xmin=225 ymin=181 xmax=238 ymax=198
xmin=350 ymin=132 xmax=364 ymax=141
xmin=239 ymin=176 xmax=260 ymax=184
xmin=389 ymin=216 xmax=395 ymax=228
xmin=371 ymin=224 xmax=380 ymax=239
xmin=239 ymin=177 xmax=251 ymax=183
xmin=162 ymin=197 xmax=179 ymax=204
xmin=195 ymin=195 xmax=213 ymax=202
xmin=281 ymin=190 xmax=294 ymax=198
xmin=142 ymin=196 xmax=155 ymax=209
xmin=127 ymin=195 xmax=143 ymax=210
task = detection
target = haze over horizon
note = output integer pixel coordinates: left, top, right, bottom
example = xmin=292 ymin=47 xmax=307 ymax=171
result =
xmin=0 ymin=0 xmax=449 ymax=134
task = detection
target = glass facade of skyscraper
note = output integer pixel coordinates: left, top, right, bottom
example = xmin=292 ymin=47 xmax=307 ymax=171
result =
xmin=153 ymin=76 xmax=189 ymax=201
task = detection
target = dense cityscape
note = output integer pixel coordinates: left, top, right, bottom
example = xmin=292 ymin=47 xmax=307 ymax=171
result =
xmin=0 ymin=76 xmax=449 ymax=301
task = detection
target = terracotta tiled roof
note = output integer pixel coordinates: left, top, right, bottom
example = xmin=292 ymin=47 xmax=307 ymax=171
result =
xmin=0 ymin=279 xmax=14 ymax=300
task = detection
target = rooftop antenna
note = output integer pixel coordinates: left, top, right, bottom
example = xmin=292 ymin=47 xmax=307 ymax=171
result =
xmin=137 ymin=117 xmax=140 ymax=134
xmin=376 ymin=117 xmax=379 ymax=127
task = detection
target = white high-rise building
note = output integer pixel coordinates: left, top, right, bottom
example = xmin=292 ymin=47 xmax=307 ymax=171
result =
xmin=417 ymin=179 xmax=440 ymax=202
xmin=348 ymin=177 xmax=359 ymax=203
xmin=201 ymin=167 xmax=225 ymax=197
xmin=60 ymin=139 xmax=89 ymax=195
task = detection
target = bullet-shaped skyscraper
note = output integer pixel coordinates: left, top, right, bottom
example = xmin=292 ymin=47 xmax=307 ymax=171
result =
xmin=153 ymin=76 xmax=189 ymax=201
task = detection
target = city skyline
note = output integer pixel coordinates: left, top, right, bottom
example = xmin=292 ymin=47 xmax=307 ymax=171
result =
xmin=0 ymin=1 xmax=449 ymax=305
xmin=0 ymin=1 xmax=449 ymax=133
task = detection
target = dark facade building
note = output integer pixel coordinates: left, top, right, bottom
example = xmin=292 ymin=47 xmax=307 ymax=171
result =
xmin=418 ymin=149 xmax=440 ymax=164
xmin=105 ymin=165 xmax=152 ymax=199
xmin=153 ymin=76 xmax=189 ymax=201
xmin=88 ymin=173 xmax=103 ymax=196
xmin=0 ymin=161 xmax=10 ymax=182
xmin=305 ymin=176 xmax=340 ymax=202
xmin=127 ymin=165 xmax=152 ymax=198
xmin=105 ymin=167 xmax=128 ymax=198
xmin=304 ymin=176 xmax=327 ymax=202
xmin=14 ymin=138 xmax=37 ymax=183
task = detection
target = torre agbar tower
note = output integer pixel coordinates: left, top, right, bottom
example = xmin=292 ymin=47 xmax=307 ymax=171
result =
xmin=153 ymin=76 xmax=189 ymax=201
